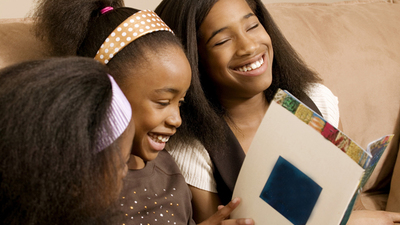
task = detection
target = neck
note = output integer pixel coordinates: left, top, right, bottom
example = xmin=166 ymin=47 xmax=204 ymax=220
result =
xmin=127 ymin=154 xmax=146 ymax=170
xmin=219 ymin=92 xmax=269 ymax=153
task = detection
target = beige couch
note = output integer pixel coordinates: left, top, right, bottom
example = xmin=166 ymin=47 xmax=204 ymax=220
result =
xmin=265 ymin=0 xmax=400 ymax=211
xmin=0 ymin=0 xmax=399 ymax=212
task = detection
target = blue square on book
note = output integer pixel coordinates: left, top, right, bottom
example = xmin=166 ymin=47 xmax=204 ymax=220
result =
xmin=260 ymin=156 xmax=322 ymax=225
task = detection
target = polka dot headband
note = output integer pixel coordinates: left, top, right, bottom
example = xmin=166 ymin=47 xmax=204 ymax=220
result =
xmin=94 ymin=10 xmax=174 ymax=65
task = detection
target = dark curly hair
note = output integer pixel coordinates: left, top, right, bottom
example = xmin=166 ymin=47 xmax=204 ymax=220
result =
xmin=0 ymin=57 xmax=125 ymax=225
xmin=33 ymin=0 xmax=225 ymax=151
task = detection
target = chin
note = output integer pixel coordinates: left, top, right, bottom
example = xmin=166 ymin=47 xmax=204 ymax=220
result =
xmin=259 ymin=78 xmax=273 ymax=91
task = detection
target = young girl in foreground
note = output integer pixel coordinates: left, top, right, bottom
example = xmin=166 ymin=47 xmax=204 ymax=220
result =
xmin=34 ymin=0 xmax=253 ymax=224
xmin=0 ymin=57 xmax=134 ymax=225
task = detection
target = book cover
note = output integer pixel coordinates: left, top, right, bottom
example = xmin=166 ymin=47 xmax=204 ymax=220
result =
xmin=230 ymin=89 xmax=393 ymax=225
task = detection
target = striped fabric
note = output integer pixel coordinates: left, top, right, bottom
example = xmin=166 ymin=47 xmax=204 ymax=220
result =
xmin=96 ymin=75 xmax=132 ymax=152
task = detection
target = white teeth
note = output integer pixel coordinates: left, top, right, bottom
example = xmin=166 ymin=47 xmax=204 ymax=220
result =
xmin=149 ymin=133 xmax=170 ymax=143
xmin=236 ymin=57 xmax=264 ymax=72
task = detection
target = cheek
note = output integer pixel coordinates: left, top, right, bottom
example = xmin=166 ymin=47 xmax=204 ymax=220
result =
xmin=259 ymin=30 xmax=272 ymax=45
xmin=132 ymin=111 xmax=158 ymax=135
xmin=204 ymin=51 xmax=229 ymax=75
xmin=209 ymin=54 xmax=232 ymax=80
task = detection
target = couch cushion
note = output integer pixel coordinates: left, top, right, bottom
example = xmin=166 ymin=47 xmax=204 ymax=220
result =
xmin=266 ymin=0 xmax=400 ymax=148
xmin=0 ymin=19 xmax=50 ymax=69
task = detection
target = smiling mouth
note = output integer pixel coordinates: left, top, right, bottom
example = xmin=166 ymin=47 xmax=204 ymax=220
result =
xmin=148 ymin=133 xmax=170 ymax=143
xmin=234 ymin=56 xmax=264 ymax=72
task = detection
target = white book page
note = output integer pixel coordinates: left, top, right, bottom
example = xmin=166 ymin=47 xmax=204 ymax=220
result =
xmin=231 ymin=101 xmax=364 ymax=225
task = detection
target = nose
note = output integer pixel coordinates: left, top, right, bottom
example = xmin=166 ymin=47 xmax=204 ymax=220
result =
xmin=166 ymin=107 xmax=182 ymax=129
xmin=235 ymin=33 xmax=258 ymax=57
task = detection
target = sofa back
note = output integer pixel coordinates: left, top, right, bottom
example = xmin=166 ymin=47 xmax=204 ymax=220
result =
xmin=0 ymin=19 xmax=50 ymax=68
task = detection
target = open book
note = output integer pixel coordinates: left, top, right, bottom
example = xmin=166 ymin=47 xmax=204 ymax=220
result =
xmin=230 ymin=89 xmax=393 ymax=225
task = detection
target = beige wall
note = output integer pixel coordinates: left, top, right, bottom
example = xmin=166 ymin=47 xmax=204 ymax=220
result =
xmin=1 ymin=0 xmax=347 ymax=19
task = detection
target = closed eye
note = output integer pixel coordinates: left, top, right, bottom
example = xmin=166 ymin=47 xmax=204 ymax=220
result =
xmin=158 ymin=101 xmax=169 ymax=106
xmin=247 ymin=23 xmax=259 ymax=32
xmin=214 ymin=39 xmax=230 ymax=46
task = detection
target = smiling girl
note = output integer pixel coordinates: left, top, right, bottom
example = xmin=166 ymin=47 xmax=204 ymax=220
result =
xmin=156 ymin=0 xmax=341 ymax=222
xmin=33 ymin=0 xmax=254 ymax=224
xmin=155 ymin=0 xmax=400 ymax=224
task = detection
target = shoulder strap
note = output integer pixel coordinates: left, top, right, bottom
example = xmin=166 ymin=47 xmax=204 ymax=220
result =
xmin=209 ymin=123 xmax=245 ymax=205
xmin=299 ymin=94 xmax=323 ymax=118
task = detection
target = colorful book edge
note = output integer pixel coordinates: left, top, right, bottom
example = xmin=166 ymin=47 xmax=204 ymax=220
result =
xmin=273 ymin=89 xmax=393 ymax=170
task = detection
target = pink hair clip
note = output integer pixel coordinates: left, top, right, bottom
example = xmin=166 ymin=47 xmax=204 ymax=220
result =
xmin=101 ymin=6 xmax=114 ymax=15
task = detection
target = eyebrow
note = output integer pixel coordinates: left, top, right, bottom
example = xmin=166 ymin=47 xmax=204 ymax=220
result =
xmin=205 ymin=13 xmax=255 ymax=44
xmin=155 ymin=88 xmax=180 ymax=94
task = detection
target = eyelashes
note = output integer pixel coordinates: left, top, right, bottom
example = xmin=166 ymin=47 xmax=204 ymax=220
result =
xmin=247 ymin=23 xmax=259 ymax=31
xmin=157 ymin=99 xmax=185 ymax=107
xmin=215 ymin=39 xmax=229 ymax=46
xmin=158 ymin=102 xmax=169 ymax=106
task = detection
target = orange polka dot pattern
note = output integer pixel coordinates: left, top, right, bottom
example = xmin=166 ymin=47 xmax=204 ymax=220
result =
xmin=94 ymin=10 xmax=174 ymax=65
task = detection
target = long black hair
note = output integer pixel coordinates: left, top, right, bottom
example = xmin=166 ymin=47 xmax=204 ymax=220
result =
xmin=155 ymin=0 xmax=321 ymax=115
xmin=0 ymin=57 xmax=125 ymax=224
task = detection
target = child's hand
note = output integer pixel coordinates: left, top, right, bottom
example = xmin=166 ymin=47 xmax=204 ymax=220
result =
xmin=198 ymin=197 xmax=254 ymax=225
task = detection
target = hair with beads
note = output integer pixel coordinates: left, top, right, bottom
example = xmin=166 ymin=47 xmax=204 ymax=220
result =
xmin=33 ymin=0 xmax=226 ymax=150
xmin=155 ymin=0 xmax=321 ymax=115
xmin=0 ymin=57 xmax=127 ymax=224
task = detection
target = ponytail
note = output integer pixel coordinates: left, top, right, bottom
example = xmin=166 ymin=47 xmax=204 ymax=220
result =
xmin=33 ymin=0 xmax=180 ymax=83
xmin=33 ymin=0 xmax=124 ymax=55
